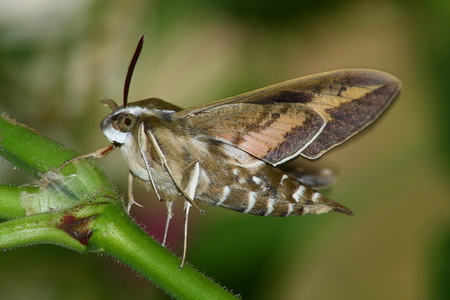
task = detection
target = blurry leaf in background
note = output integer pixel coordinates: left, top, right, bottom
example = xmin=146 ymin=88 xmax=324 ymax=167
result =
xmin=0 ymin=0 xmax=449 ymax=299
xmin=423 ymin=2 xmax=450 ymax=299
xmin=424 ymin=0 xmax=450 ymax=172
xmin=430 ymin=227 xmax=450 ymax=300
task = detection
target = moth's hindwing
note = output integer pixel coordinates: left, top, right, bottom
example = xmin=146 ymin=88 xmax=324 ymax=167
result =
xmin=178 ymin=69 xmax=401 ymax=165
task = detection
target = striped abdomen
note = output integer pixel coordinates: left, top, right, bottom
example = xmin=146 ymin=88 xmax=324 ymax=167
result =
xmin=197 ymin=143 xmax=353 ymax=217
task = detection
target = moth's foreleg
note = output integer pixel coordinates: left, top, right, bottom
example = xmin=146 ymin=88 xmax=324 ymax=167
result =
xmin=127 ymin=171 xmax=143 ymax=212
xmin=59 ymin=144 xmax=116 ymax=170
xmin=137 ymin=123 xmax=164 ymax=202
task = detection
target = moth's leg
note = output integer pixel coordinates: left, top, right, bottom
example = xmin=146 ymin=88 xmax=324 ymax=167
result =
xmin=127 ymin=171 xmax=143 ymax=212
xmin=137 ymin=123 xmax=165 ymax=202
xmin=138 ymin=148 xmax=164 ymax=202
xmin=169 ymin=160 xmax=200 ymax=265
xmin=177 ymin=160 xmax=200 ymax=268
xmin=141 ymin=123 xmax=204 ymax=214
xmin=162 ymin=200 xmax=174 ymax=247
xmin=59 ymin=144 xmax=116 ymax=170
xmin=179 ymin=200 xmax=192 ymax=270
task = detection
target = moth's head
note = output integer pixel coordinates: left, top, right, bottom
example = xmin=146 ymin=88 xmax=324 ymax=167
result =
xmin=100 ymin=100 xmax=142 ymax=146
xmin=100 ymin=98 xmax=180 ymax=146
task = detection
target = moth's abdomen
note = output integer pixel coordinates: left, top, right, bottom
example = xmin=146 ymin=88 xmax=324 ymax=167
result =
xmin=210 ymin=184 xmax=351 ymax=217
xmin=199 ymin=163 xmax=353 ymax=217
xmin=192 ymin=141 xmax=352 ymax=216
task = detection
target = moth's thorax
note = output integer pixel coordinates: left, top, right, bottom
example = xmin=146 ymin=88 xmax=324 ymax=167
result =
xmin=100 ymin=100 xmax=213 ymax=198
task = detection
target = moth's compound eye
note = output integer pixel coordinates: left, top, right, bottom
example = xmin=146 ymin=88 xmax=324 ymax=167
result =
xmin=117 ymin=113 xmax=136 ymax=132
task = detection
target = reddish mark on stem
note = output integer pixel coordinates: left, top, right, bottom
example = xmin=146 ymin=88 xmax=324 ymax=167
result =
xmin=56 ymin=213 xmax=94 ymax=246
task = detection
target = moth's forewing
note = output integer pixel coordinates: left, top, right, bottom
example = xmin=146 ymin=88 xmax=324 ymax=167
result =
xmin=179 ymin=69 xmax=401 ymax=165
xmin=182 ymin=103 xmax=325 ymax=166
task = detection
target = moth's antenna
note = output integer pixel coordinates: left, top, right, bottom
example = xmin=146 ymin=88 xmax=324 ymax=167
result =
xmin=124 ymin=34 xmax=145 ymax=108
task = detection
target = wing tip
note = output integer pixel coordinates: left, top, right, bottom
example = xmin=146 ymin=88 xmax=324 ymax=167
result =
xmin=331 ymin=68 xmax=402 ymax=92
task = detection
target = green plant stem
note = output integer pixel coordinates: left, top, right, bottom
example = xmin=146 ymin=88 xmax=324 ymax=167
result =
xmin=0 ymin=113 xmax=79 ymax=177
xmin=0 ymin=202 xmax=107 ymax=252
xmin=91 ymin=204 xmax=237 ymax=299
xmin=0 ymin=185 xmax=30 ymax=219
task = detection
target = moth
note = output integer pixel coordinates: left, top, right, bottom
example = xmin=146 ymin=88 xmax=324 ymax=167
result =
xmin=64 ymin=35 xmax=401 ymax=268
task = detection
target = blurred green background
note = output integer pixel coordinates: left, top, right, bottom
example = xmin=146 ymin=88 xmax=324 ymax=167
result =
xmin=0 ymin=0 xmax=449 ymax=299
